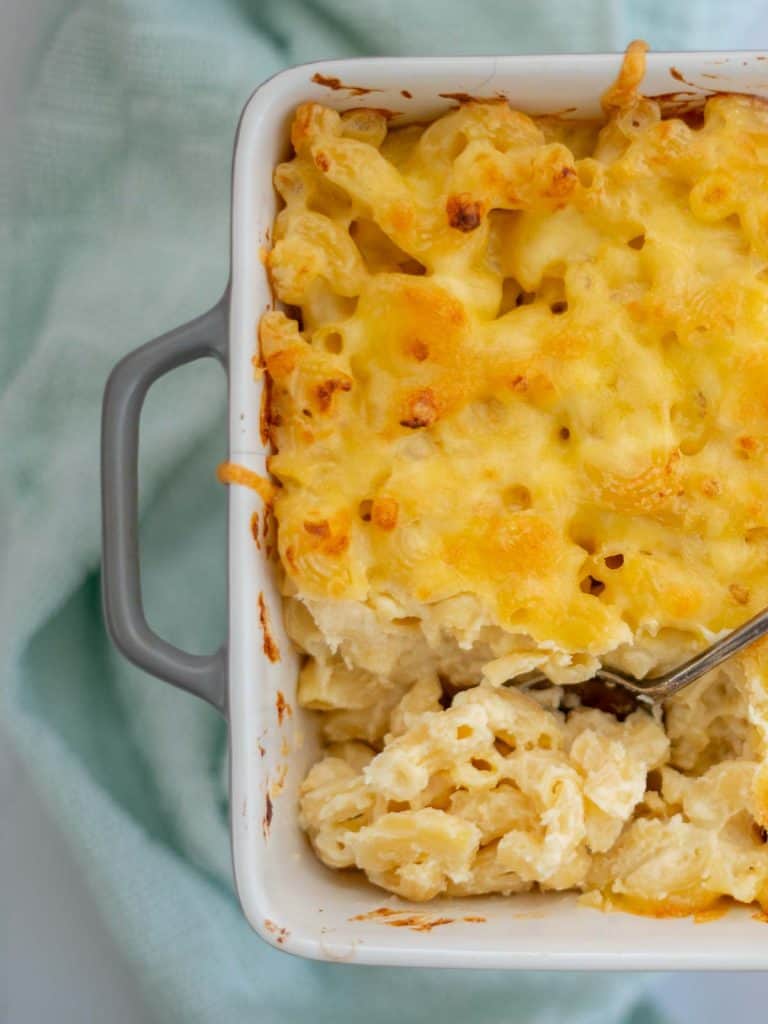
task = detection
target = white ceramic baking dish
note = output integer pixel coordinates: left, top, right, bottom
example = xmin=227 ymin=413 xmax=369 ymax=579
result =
xmin=102 ymin=49 xmax=768 ymax=969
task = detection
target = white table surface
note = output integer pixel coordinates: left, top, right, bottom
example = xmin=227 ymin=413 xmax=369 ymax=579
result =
xmin=2 ymin=4 xmax=766 ymax=1021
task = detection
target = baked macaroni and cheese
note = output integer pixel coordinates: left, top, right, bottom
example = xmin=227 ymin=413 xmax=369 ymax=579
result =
xmin=261 ymin=41 xmax=768 ymax=915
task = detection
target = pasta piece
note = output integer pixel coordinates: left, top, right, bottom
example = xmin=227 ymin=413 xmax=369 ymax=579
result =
xmin=352 ymin=809 xmax=480 ymax=901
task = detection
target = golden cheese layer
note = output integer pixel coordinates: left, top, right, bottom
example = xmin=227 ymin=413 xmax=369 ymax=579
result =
xmin=265 ymin=77 xmax=768 ymax=665
xmin=263 ymin=43 xmax=768 ymax=912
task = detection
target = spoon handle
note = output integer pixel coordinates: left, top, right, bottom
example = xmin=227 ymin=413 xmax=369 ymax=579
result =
xmin=599 ymin=606 xmax=768 ymax=699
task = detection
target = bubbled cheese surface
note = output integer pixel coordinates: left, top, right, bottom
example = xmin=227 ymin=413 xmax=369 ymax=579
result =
xmin=265 ymin=90 xmax=768 ymax=660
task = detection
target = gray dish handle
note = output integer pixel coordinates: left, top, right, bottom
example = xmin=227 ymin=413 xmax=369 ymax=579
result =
xmin=101 ymin=295 xmax=229 ymax=715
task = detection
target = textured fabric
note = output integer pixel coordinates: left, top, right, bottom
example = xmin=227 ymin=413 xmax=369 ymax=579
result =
xmin=4 ymin=1 xmax=768 ymax=1020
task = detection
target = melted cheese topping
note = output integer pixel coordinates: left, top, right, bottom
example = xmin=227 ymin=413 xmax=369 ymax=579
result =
xmin=265 ymin=77 xmax=768 ymax=657
xmin=264 ymin=43 xmax=768 ymax=912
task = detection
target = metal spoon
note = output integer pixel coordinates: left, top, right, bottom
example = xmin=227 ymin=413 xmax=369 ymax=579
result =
xmin=525 ymin=606 xmax=768 ymax=702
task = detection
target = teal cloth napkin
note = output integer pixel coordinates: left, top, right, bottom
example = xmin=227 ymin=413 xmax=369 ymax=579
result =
xmin=4 ymin=1 xmax=767 ymax=1020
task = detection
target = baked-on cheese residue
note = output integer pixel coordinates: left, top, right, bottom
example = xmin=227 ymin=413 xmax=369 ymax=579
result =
xmin=263 ymin=41 xmax=768 ymax=914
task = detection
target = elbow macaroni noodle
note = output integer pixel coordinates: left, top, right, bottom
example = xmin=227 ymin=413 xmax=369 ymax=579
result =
xmin=264 ymin=42 xmax=768 ymax=913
